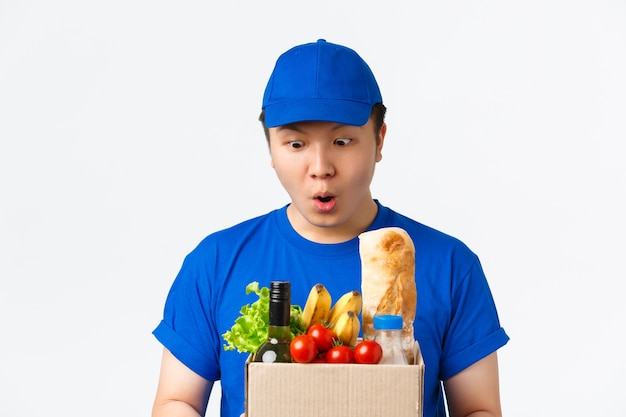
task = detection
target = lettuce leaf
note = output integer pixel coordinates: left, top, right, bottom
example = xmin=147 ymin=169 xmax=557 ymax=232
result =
xmin=222 ymin=281 xmax=305 ymax=353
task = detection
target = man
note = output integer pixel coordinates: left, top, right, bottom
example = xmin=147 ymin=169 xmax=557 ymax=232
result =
xmin=152 ymin=39 xmax=509 ymax=417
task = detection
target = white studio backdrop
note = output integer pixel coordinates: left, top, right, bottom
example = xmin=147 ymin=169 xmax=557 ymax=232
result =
xmin=1 ymin=1 xmax=624 ymax=416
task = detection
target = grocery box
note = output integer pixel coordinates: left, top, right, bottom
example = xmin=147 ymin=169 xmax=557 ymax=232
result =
xmin=245 ymin=341 xmax=424 ymax=417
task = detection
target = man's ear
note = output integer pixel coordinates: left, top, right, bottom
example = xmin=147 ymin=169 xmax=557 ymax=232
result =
xmin=376 ymin=123 xmax=387 ymax=162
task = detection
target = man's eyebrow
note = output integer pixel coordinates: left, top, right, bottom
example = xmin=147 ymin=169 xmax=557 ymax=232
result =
xmin=275 ymin=123 xmax=303 ymax=133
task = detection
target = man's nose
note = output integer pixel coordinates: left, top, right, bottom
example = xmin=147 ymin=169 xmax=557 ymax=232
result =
xmin=308 ymin=146 xmax=335 ymax=178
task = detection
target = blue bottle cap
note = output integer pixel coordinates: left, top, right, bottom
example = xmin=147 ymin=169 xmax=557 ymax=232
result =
xmin=373 ymin=315 xmax=403 ymax=330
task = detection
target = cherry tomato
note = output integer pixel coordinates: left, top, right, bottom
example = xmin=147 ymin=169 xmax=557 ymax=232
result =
xmin=290 ymin=334 xmax=318 ymax=363
xmin=326 ymin=345 xmax=355 ymax=364
xmin=353 ymin=340 xmax=383 ymax=364
xmin=307 ymin=324 xmax=337 ymax=352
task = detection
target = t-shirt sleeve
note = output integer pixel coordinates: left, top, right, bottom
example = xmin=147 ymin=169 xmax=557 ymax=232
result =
xmin=439 ymin=254 xmax=509 ymax=380
xmin=152 ymin=245 xmax=221 ymax=381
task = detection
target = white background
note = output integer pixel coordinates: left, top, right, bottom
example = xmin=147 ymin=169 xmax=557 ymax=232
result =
xmin=1 ymin=1 xmax=624 ymax=416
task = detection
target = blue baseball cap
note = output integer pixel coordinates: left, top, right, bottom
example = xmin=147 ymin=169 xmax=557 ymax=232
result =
xmin=262 ymin=39 xmax=383 ymax=128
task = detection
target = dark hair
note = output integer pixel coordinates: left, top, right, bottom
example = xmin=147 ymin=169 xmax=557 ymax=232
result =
xmin=258 ymin=102 xmax=387 ymax=144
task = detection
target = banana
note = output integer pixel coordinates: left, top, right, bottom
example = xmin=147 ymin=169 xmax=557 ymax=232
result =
xmin=332 ymin=310 xmax=360 ymax=347
xmin=300 ymin=283 xmax=333 ymax=329
xmin=327 ymin=289 xmax=362 ymax=327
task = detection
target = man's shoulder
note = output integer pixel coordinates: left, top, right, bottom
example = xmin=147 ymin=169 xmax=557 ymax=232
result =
xmin=378 ymin=204 xmax=475 ymax=255
xmin=200 ymin=208 xmax=281 ymax=245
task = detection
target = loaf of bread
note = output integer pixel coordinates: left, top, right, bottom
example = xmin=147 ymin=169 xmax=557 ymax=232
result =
xmin=359 ymin=227 xmax=417 ymax=364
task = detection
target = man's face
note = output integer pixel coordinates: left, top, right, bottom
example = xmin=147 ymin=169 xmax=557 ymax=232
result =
xmin=268 ymin=119 xmax=385 ymax=243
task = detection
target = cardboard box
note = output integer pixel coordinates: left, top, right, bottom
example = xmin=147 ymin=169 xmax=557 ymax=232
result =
xmin=245 ymin=342 xmax=424 ymax=417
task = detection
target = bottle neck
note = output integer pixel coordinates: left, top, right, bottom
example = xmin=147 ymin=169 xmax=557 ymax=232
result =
xmin=377 ymin=329 xmax=402 ymax=339
xmin=267 ymin=324 xmax=291 ymax=340
xmin=267 ymin=299 xmax=291 ymax=341
xmin=267 ymin=280 xmax=290 ymax=340
xmin=268 ymin=298 xmax=290 ymax=327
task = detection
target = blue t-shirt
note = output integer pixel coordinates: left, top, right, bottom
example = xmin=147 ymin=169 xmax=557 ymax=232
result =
xmin=153 ymin=202 xmax=509 ymax=417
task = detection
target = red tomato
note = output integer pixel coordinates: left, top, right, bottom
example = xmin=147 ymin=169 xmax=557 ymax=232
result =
xmin=307 ymin=324 xmax=337 ymax=352
xmin=353 ymin=340 xmax=383 ymax=364
xmin=326 ymin=345 xmax=355 ymax=364
xmin=290 ymin=335 xmax=318 ymax=363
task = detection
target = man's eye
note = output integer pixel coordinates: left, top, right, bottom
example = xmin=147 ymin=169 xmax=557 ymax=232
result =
xmin=288 ymin=141 xmax=304 ymax=149
xmin=334 ymin=138 xmax=351 ymax=146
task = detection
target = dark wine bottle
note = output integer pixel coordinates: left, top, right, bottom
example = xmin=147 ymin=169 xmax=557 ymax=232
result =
xmin=252 ymin=281 xmax=292 ymax=363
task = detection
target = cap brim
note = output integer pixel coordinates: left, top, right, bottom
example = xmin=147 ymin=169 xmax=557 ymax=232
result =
xmin=263 ymin=98 xmax=373 ymax=128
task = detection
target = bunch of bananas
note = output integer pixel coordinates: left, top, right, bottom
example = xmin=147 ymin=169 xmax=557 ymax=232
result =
xmin=301 ymin=284 xmax=362 ymax=347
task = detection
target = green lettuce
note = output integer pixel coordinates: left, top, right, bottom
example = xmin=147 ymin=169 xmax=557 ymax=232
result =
xmin=222 ymin=281 xmax=305 ymax=353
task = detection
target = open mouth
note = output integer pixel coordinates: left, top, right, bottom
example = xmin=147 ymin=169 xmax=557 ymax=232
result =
xmin=313 ymin=194 xmax=337 ymax=212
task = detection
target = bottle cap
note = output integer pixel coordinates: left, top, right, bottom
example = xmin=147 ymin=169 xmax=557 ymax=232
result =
xmin=269 ymin=281 xmax=290 ymax=301
xmin=373 ymin=315 xmax=403 ymax=330
xmin=268 ymin=281 xmax=291 ymax=326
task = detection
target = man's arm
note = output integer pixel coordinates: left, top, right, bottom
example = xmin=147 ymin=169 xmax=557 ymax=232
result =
xmin=152 ymin=348 xmax=214 ymax=417
xmin=443 ymin=352 xmax=503 ymax=417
